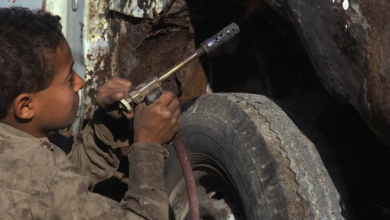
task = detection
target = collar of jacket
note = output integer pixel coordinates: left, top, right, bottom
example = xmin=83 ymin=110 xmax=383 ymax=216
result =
xmin=0 ymin=122 xmax=50 ymax=143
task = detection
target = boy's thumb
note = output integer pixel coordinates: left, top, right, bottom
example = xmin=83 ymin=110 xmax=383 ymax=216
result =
xmin=115 ymin=92 xmax=124 ymax=99
xmin=135 ymin=102 xmax=147 ymax=112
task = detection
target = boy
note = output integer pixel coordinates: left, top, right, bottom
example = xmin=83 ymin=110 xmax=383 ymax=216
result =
xmin=0 ymin=7 xmax=181 ymax=219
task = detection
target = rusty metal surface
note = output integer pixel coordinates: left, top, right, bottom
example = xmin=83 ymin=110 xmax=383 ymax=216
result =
xmin=109 ymin=0 xmax=174 ymax=19
xmin=83 ymin=0 xmax=112 ymax=121
xmin=118 ymin=30 xmax=206 ymax=102
xmin=81 ymin=0 xmax=206 ymax=123
xmin=262 ymin=0 xmax=390 ymax=145
xmin=110 ymin=0 xmax=206 ymax=104
xmin=82 ymin=0 xmax=390 ymax=147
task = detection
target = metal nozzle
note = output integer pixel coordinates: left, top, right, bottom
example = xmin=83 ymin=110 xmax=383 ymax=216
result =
xmin=200 ymin=22 xmax=240 ymax=54
xmin=159 ymin=22 xmax=240 ymax=82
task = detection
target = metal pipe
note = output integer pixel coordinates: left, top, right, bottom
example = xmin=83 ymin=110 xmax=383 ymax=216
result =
xmin=159 ymin=23 xmax=239 ymax=82
xmin=118 ymin=23 xmax=241 ymax=113
xmin=158 ymin=48 xmax=205 ymax=82
xmin=173 ymin=138 xmax=200 ymax=220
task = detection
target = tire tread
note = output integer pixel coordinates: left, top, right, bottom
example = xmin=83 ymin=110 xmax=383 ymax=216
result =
xmin=180 ymin=93 xmax=343 ymax=219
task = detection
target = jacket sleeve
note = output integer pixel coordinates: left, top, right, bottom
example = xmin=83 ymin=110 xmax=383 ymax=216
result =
xmin=49 ymin=108 xmax=132 ymax=183
xmin=36 ymin=142 xmax=169 ymax=220
xmin=72 ymin=143 xmax=169 ymax=220
xmin=120 ymin=143 xmax=170 ymax=219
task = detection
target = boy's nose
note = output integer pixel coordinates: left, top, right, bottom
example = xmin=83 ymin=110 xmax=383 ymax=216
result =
xmin=74 ymin=72 xmax=85 ymax=92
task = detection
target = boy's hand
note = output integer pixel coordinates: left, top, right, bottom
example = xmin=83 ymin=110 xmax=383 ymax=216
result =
xmin=133 ymin=91 xmax=182 ymax=145
xmin=96 ymin=77 xmax=134 ymax=119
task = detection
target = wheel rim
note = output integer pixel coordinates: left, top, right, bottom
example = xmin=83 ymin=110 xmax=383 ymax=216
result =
xmin=166 ymin=154 xmax=245 ymax=220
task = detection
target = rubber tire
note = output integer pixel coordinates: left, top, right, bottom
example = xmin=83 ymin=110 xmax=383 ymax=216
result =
xmin=164 ymin=93 xmax=344 ymax=220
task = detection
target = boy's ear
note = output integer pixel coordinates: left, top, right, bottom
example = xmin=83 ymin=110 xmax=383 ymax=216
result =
xmin=13 ymin=93 xmax=35 ymax=120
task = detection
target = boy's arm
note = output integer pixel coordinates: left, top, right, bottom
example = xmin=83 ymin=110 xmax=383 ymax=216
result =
xmin=49 ymin=108 xmax=131 ymax=183
xmin=67 ymin=142 xmax=169 ymax=220
xmin=0 ymin=141 xmax=168 ymax=220
xmin=70 ymin=108 xmax=131 ymax=182
xmin=46 ymin=91 xmax=179 ymax=220
xmin=121 ymin=142 xmax=169 ymax=220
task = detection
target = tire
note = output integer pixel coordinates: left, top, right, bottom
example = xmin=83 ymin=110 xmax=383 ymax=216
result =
xmin=164 ymin=93 xmax=345 ymax=220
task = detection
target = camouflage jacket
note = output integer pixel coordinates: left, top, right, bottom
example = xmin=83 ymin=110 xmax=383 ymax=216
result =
xmin=0 ymin=109 xmax=169 ymax=220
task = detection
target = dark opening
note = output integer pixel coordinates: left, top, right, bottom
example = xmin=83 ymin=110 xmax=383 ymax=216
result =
xmin=185 ymin=0 xmax=390 ymax=219
xmin=92 ymin=1 xmax=390 ymax=219
xmin=187 ymin=0 xmax=326 ymax=124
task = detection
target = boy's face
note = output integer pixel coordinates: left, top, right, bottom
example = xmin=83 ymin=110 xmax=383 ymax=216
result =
xmin=34 ymin=39 xmax=84 ymax=132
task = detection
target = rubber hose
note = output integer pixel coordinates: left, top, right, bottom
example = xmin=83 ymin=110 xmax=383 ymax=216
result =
xmin=173 ymin=138 xmax=200 ymax=220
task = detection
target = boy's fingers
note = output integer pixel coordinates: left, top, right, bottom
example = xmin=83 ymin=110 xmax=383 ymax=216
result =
xmin=167 ymin=98 xmax=180 ymax=113
xmin=103 ymin=78 xmax=131 ymax=93
xmin=105 ymin=91 xmax=122 ymax=105
xmin=172 ymin=108 xmax=181 ymax=121
xmin=107 ymin=84 xmax=130 ymax=96
xmin=172 ymin=115 xmax=182 ymax=131
xmin=109 ymin=76 xmax=132 ymax=88
xmin=135 ymin=102 xmax=147 ymax=113
xmin=99 ymin=88 xmax=126 ymax=107
xmin=117 ymin=78 xmax=132 ymax=88
xmin=155 ymin=91 xmax=174 ymax=106
xmin=123 ymin=111 xmax=134 ymax=119
xmin=112 ymin=88 xmax=130 ymax=101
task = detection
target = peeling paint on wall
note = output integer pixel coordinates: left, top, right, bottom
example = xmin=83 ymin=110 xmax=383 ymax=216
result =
xmin=109 ymin=0 xmax=174 ymax=19
xmin=83 ymin=0 xmax=112 ymax=121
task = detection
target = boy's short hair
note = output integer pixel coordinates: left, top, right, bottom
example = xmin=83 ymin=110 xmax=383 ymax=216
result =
xmin=0 ymin=7 xmax=64 ymax=119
